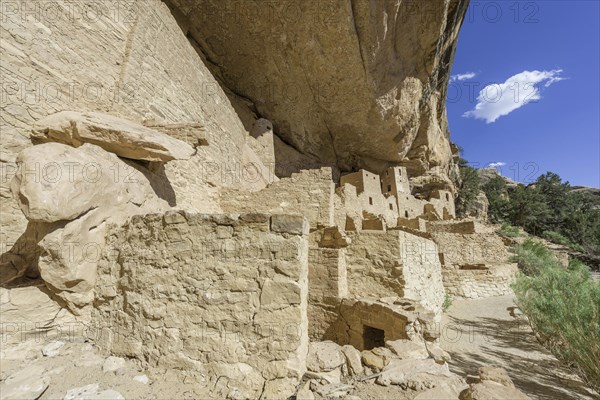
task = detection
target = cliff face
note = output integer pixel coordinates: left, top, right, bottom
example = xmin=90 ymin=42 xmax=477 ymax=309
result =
xmin=1 ymin=0 xmax=468 ymax=281
xmin=167 ymin=0 xmax=468 ymax=187
xmin=0 ymin=0 xmax=267 ymax=254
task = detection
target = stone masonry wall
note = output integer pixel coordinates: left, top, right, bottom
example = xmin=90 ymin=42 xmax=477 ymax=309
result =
xmin=442 ymin=264 xmax=518 ymax=299
xmin=430 ymin=230 xmax=517 ymax=299
xmin=92 ymin=211 xmax=309 ymax=399
xmin=345 ymin=230 xmax=445 ymax=316
xmin=397 ymin=230 xmax=445 ymax=316
xmin=220 ymin=168 xmax=335 ymax=230
xmin=431 ymin=232 xmax=511 ymax=267
xmin=307 ymin=247 xmax=347 ymax=340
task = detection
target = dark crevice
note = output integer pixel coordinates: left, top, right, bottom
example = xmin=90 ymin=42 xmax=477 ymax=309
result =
xmin=349 ymin=0 xmax=369 ymax=82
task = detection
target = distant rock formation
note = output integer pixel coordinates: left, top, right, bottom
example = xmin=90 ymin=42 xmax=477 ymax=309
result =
xmin=570 ymin=186 xmax=600 ymax=197
xmin=477 ymin=167 xmax=520 ymax=188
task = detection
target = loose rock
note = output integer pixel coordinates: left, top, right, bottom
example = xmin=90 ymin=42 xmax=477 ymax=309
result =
xmin=341 ymin=345 xmax=363 ymax=376
xmin=0 ymin=365 xmax=49 ymax=400
xmin=361 ymin=350 xmax=385 ymax=371
xmin=102 ymin=356 xmax=126 ymax=373
xmin=133 ymin=374 xmax=150 ymax=385
xmin=42 ymin=340 xmax=65 ymax=357
xmin=307 ymin=341 xmax=345 ymax=372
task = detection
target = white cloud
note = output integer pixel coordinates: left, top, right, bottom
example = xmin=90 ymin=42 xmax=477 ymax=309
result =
xmin=463 ymin=69 xmax=564 ymax=123
xmin=488 ymin=162 xmax=506 ymax=168
xmin=450 ymin=72 xmax=476 ymax=82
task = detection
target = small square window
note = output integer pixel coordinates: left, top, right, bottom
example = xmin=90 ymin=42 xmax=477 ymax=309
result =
xmin=389 ymin=204 xmax=393 ymax=210
xmin=369 ymin=197 xmax=373 ymax=205
xmin=387 ymin=185 xmax=391 ymax=192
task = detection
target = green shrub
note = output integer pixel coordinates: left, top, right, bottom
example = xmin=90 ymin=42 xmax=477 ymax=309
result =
xmin=497 ymin=223 xmax=521 ymax=238
xmin=442 ymin=292 xmax=453 ymax=312
xmin=542 ymin=230 xmax=571 ymax=246
xmin=510 ymin=239 xmax=560 ymax=275
xmin=513 ymin=260 xmax=600 ymax=388
xmin=482 ymin=171 xmax=600 ymax=257
xmin=455 ymin=163 xmax=481 ymax=218
xmin=542 ymin=230 xmax=584 ymax=251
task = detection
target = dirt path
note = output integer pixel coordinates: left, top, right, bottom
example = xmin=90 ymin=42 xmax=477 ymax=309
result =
xmin=440 ymin=294 xmax=599 ymax=400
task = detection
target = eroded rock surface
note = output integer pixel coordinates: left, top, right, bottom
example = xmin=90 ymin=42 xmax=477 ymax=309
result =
xmin=167 ymin=0 xmax=468 ymax=188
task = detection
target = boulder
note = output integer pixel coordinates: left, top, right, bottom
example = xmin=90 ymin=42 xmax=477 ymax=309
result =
xmin=10 ymin=143 xmax=169 ymax=312
xmin=296 ymin=382 xmax=315 ymax=400
xmin=375 ymin=358 xmax=454 ymax=388
xmin=304 ymin=369 xmax=342 ymax=385
xmin=32 ymin=111 xmax=195 ymax=162
xmin=42 ymin=340 xmax=65 ymax=357
xmin=478 ymin=366 xmax=515 ymax=388
xmin=460 ymin=367 xmax=529 ymax=400
xmin=11 ymin=143 xmax=163 ymax=223
xmin=0 ymin=284 xmax=79 ymax=344
xmin=460 ymin=381 xmax=530 ymax=400
xmin=361 ymin=350 xmax=385 ymax=371
xmin=307 ymin=341 xmax=345 ymax=372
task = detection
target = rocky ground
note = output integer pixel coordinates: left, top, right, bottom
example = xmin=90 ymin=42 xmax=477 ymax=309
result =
xmin=440 ymin=295 xmax=600 ymax=400
xmin=0 ymin=340 xmax=206 ymax=399
xmin=0 ymin=324 xmax=530 ymax=400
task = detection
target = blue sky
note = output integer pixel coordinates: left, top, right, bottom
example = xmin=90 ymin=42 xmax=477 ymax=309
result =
xmin=447 ymin=0 xmax=600 ymax=187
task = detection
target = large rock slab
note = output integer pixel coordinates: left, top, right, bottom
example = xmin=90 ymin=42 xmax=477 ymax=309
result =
xmin=341 ymin=345 xmax=363 ymax=376
xmin=459 ymin=366 xmax=530 ymax=400
xmin=32 ymin=111 xmax=195 ymax=162
xmin=477 ymin=366 xmax=515 ymax=388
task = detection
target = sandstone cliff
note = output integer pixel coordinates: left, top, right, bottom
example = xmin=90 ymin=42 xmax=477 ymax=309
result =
xmin=1 ymin=0 xmax=467 ymax=251
xmin=166 ymin=0 xmax=468 ymax=188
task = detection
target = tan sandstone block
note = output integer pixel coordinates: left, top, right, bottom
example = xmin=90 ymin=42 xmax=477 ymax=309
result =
xmin=271 ymin=215 xmax=309 ymax=235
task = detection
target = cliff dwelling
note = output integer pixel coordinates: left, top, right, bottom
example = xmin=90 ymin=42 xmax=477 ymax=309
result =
xmin=1 ymin=1 xmax=595 ymax=400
